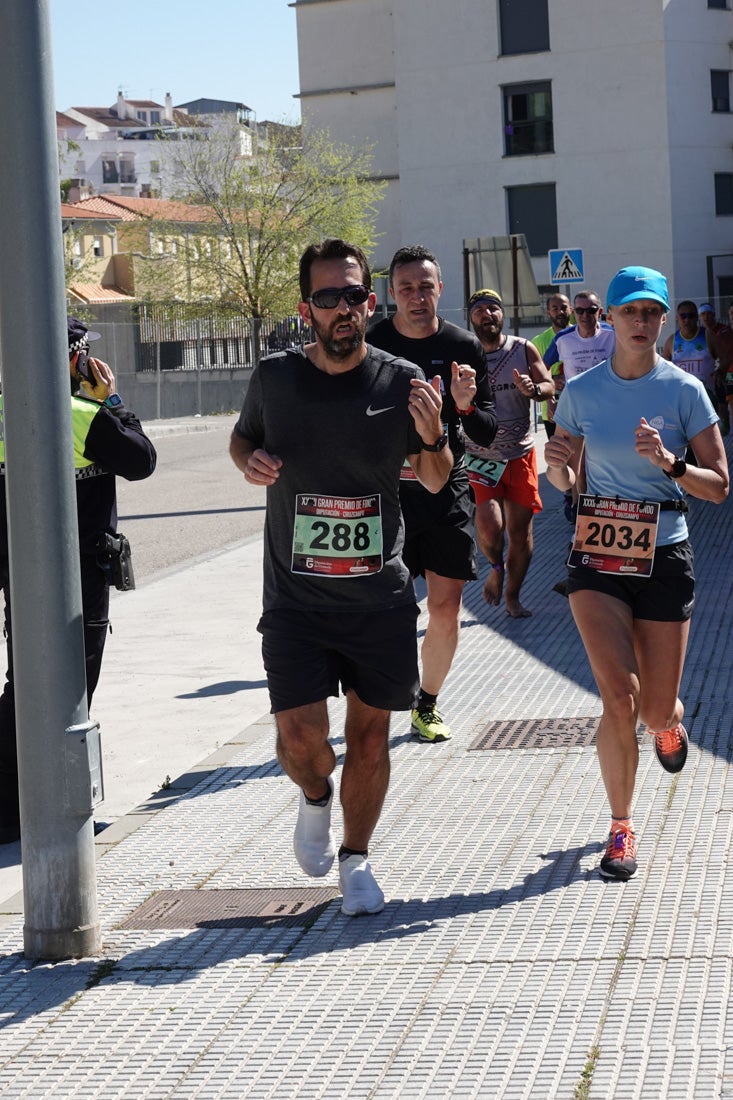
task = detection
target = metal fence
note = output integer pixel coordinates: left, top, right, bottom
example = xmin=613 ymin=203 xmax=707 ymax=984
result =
xmin=136 ymin=302 xmax=310 ymax=373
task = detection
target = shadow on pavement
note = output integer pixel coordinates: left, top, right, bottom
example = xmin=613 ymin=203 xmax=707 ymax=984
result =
xmin=176 ymin=679 xmax=267 ymax=699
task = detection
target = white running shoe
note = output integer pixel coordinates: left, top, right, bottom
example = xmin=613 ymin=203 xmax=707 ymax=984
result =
xmin=339 ymin=854 xmax=385 ymax=916
xmin=293 ymin=776 xmax=335 ymax=877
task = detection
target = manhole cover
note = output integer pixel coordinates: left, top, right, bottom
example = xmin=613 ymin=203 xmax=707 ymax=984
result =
xmin=120 ymin=887 xmax=339 ymax=930
xmin=469 ymin=716 xmax=601 ymax=751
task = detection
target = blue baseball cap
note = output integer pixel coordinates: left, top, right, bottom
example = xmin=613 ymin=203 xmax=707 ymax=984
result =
xmin=606 ymin=266 xmax=669 ymax=311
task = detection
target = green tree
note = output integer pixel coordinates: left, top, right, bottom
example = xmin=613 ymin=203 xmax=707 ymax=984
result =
xmin=151 ymin=123 xmax=385 ymax=339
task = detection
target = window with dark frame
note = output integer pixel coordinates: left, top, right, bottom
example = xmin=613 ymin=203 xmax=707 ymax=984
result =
xmin=499 ymin=0 xmax=550 ymax=55
xmin=503 ymin=82 xmax=553 ymax=156
xmin=711 ymin=70 xmax=731 ymax=112
xmin=102 ymin=158 xmax=119 ymax=184
xmin=506 ymin=183 xmax=557 ymax=255
xmin=715 ymin=173 xmax=733 ymax=215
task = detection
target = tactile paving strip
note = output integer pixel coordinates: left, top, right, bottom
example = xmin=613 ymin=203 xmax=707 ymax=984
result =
xmin=120 ymin=887 xmax=338 ymax=930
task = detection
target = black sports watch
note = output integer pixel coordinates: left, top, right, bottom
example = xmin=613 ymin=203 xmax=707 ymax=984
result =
xmin=533 ymin=383 xmax=543 ymax=400
xmin=422 ymin=431 xmax=449 ymax=453
xmin=103 ymin=394 xmax=124 ymax=410
xmin=663 ymin=458 xmax=687 ymax=479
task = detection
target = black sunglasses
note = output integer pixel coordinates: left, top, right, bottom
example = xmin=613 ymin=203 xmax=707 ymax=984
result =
xmin=574 ymin=305 xmax=599 ymax=316
xmin=679 ymin=312 xmax=697 ymax=320
xmin=307 ymin=284 xmax=370 ymax=310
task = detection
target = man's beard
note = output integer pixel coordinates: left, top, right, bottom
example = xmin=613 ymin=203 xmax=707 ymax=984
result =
xmin=311 ymin=312 xmax=365 ymax=359
xmin=473 ymin=319 xmax=502 ymax=342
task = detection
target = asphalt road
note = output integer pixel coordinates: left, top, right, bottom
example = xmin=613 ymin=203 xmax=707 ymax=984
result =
xmin=117 ymin=414 xmax=267 ymax=583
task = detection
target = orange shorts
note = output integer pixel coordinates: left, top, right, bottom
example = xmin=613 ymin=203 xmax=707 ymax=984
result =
xmin=469 ymin=449 xmax=542 ymax=512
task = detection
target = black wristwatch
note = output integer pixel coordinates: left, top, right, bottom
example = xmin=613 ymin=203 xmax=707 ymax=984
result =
xmin=663 ymin=458 xmax=687 ymax=479
xmin=103 ymin=394 xmax=124 ymax=410
xmin=533 ymin=383 xmax=543 ymax=400
xmin=422 ymin=432 xmax=449 ymax=453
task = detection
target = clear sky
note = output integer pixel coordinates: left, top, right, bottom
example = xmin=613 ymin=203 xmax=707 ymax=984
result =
xmin=49 ymin=0 xmax=301 ymax=123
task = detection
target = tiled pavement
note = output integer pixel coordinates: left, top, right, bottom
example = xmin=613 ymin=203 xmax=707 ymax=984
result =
xmin=0 ymin=431 xmax=731 ymax=1099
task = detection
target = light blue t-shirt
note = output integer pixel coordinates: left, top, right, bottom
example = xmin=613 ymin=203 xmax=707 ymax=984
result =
xmin=553 ymin=356 xmax=718 ymax=545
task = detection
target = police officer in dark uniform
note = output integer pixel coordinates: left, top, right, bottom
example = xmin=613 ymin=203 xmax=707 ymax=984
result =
xmin=0 ymin=318 xmax=157 ymax=843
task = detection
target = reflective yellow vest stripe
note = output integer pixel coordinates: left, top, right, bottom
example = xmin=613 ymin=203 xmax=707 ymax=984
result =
xmin=0 ymin=394 xmax=100 ymax=470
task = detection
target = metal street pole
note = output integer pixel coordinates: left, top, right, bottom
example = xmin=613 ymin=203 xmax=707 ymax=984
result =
xmin=0 ymin=0 xmax=101 ymax=958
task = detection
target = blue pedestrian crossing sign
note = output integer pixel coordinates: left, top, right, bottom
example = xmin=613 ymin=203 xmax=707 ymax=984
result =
xmin=549 ymin=248 xmax=584 ymax=284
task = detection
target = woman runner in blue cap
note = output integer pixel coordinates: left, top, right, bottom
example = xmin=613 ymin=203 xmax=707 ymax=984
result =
xmin=544 ymin=266 xmax=728 ymax=881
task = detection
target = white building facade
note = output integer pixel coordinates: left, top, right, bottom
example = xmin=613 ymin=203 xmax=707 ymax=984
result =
xmin=294 ymin=0 xmax=733 ymax=322
xmin=57 ymin=93 xmax=255 ymax=203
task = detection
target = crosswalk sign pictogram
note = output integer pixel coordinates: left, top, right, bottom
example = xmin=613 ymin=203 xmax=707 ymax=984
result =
xmin=549 ymin=248 xmax=584 ymax=284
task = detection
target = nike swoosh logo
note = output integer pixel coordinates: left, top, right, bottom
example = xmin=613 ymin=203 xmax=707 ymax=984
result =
xmin=366 ymin=405 xmax=396 ymax=416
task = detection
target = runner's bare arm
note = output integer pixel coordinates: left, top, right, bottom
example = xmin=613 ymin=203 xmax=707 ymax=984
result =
xmin=406 ymin=448 xmax=453 ymax=492
xmin=635 ymin=418 xmax=728 ymax=503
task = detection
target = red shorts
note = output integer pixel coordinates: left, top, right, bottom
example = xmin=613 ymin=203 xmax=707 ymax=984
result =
xmin=469 ymin=449 xmax=542 ymax=512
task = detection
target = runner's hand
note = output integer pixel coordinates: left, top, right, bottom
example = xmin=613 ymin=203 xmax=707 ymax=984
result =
xmin=635 ymin=417 xmax=672 ymax=469
xmin=512 ymin=368 xmax=536 ymax=398
xmin=544 ymin=432 xmax=574 ymax=469
xmin=451 ymin=361 xmax=477 ymax=410
xmin=409 ymin=375 xmax=444 ymax=443
xmin=244 ymin=448 xmax=283 ymax=485
xmin=80 ymin=357 xmax=115 ymax=402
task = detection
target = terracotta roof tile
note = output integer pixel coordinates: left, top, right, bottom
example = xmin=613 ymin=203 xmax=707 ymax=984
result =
xmin=68 ymin=283 xmax=135 ymax=303
xmin=67 ymin=197 xmax=141 ymax=221
xmin=61 ymin=202 xmax=123 ymax=220
xmin=71 ymin=195 xmax=214 ymax=224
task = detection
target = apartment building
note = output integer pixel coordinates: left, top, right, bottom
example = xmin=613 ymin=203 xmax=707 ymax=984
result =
xmin=57 ymin=92 xmax=254 ymax=203
xmin=294 ymin=0 xmax=733 ymax=317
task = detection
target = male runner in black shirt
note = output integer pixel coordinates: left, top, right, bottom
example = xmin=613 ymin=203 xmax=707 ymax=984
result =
xmin=369 ymin=246 xmax=497 ymax=743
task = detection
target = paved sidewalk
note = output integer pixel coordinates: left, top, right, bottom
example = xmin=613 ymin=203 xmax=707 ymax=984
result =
xmin=0 ymin=432 xmax=731 ymax=1099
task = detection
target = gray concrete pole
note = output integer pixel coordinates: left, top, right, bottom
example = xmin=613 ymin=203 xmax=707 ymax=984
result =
xmin=0 ymin=1 xmax=101 ymax=958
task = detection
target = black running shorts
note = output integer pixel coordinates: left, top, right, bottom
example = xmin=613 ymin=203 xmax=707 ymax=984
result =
xmin=566 ymin=540 xmax=695 ymax=622
xmin=400 ymin=475 xmax=477 ymax=581
xmin=258 ymin=603 xmax=420 ymax=714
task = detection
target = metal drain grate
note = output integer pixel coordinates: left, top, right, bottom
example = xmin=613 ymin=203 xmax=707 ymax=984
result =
xmin=120 ymin=887 xmax=339 ymax=930
xmin=469 ymin=716 xmax=601 ymax=751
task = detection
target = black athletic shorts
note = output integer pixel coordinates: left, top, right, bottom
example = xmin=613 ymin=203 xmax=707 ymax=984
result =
xmin=566 ymin=540 xmax=695 ymax=622
xmin=258 ymin=603 xmax=420 ymax=714
xmin=400 ymin=474 xmax=477 ymax=581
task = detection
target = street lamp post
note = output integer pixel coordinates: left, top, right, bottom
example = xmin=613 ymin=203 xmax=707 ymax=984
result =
xmin=0 ymin=0 xmax=101 ymax=960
